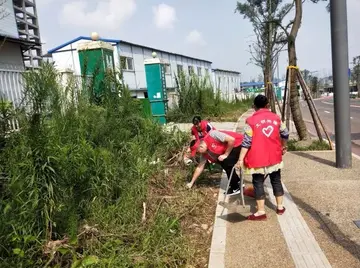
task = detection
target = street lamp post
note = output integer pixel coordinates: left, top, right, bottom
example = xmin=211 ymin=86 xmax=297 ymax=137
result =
xmin=330 ymin=0 xmax=352 ymax=168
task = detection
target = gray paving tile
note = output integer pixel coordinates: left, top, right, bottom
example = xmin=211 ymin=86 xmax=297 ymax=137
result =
xmin=264 ymin=179 xmax=332 ymax=268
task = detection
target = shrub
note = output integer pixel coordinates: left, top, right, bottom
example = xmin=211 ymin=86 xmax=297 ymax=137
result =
xmin=0 ymin=63 xmax=189 ymax=267
xmin=167 ymin=72 xmax=253 ymax=122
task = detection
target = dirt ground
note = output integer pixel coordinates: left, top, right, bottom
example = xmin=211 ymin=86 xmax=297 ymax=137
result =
xmin=148 ymin=166 xmax=223 ymax=267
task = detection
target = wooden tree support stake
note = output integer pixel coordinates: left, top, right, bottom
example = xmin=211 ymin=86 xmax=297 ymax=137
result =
xmin=296 ymin=70 xmax=323 ymax=142
xmin=268 ymin=82 xmax=281 ymax=113
xmin=285 ymin=68 xmax=291 ymax=131
xmin=281 ymin=67 xmax=289 ymax=122
xmin=266 ymin=82 xmax=276 ymax=113
xmin=297 ymin=70 xmax=334 ymax=149
xmin=280 ymin=65 xmax=333 ymax=150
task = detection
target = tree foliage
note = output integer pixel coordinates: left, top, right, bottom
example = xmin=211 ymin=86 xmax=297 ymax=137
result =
xmin=235 ymin=0 xmax=291 ymax=73
xmin=351 ymin=56 xmax=360 ymax=97
xmin=310 ymin=76 xmax=319 ymax=97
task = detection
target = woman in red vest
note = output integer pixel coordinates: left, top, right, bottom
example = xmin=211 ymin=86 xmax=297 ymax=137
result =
xmin=191 ymin=116 xmax=215 ymax=140
xmin=236 ymin=95 xmax=289 ymax=221
xmin=186 ymin=130 xmax=244 ymax=196
xmin=183 ymin=116 xmax=215 ymax=165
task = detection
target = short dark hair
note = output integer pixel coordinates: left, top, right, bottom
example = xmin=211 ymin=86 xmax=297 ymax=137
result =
xmin=190 ymin=140 xmax=197 ymax=147
xmin=192 ymin=116 xmax=201 ymax=124
xmin=253 ymin=94 xmax=268 ymax=109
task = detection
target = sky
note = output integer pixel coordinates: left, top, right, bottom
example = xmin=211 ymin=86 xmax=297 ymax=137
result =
xmin=36 ymin=0 xmax=360 ymax=82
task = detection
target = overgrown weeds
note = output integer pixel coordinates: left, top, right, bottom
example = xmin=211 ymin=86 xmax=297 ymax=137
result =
xmin=0 ymin=63 xmax=213 ymax=267
xmin=167 ymin=72 xmax=253 ymax=122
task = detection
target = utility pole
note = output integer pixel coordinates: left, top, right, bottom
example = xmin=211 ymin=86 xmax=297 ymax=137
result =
xmin=330 ymin=0 xmax=352 ymax=168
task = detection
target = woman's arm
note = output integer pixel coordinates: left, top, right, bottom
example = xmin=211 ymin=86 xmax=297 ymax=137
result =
xmin=237 ymin=124 xmax=253 ymax=166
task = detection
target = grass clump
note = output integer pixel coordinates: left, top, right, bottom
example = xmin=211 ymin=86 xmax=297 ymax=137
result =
xmin=0 ymin=63 xmax=201 ymax=267
xmin=287 ymin=139 xmax=332 ymax=151
xmin=166 ymin=72 xmax=253 ymax=123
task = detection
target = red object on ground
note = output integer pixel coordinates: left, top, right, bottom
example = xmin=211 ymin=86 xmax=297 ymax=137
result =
xmin=243 ymin=185 xmax=255 ymax=198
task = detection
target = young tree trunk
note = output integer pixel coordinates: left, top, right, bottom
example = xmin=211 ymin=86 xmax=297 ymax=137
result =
xmin=287 ymin=0 xmax=308 ymax=140
xmin=357 ymin=79 xmax=360 ymax=98
xmin=264 ymin=70 xmax=269 ymax=98
xmin=264 ymin=62 xmax=276 ymax=112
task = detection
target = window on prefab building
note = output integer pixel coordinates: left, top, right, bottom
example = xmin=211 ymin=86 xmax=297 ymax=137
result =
xmin=164 ymin=64 xmax=171 ymax=74
xmin=197 ymin=67 xmax=202 ymax=76
xmin=188 ymin=66 xmax=194 ymax=75
xmin=177 ymin=64 xmax=183 ymax=74
xmin=120 ymin=56 xmax=134 ymax=71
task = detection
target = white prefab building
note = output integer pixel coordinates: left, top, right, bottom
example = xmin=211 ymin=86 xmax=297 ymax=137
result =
xmin=0 ymin=0 xmax=40 ymax=110
xmin=46 ymin=36 xmax=213 ymax=99
xmin=212 ymin=69 xmax=241 ymax=101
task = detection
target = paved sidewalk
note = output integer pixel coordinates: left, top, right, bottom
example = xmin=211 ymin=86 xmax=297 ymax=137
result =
xmin=208 ymin=109 xmax=360 ymax=268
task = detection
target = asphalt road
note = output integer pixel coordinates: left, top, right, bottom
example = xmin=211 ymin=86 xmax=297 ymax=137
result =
xmin=300 ymin=97 xmax=360 ymax=156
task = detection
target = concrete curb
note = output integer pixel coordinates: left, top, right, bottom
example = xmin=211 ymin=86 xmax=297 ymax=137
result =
xmin=208 ymin=109 xmax=251 ymax=268
xmin=301 ymin=119 xmax=360 ymax=157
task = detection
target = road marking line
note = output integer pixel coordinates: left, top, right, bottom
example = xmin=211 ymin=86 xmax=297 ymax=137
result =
xmin=321 ymin=101 xmax=360 ymax=108
xmin=324 ymin=111 xmax=330 ymax=114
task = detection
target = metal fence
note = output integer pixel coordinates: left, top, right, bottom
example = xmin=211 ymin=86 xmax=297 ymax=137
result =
xmin=0 ymin=68 xmax=23 ymax=130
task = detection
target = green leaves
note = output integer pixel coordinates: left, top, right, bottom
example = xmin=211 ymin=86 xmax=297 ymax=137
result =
xmin=12 ymin=248 xmax=24 ymax=257
xmin=168 ymin=73 xmax=234 ymax=122
xmin=0 ymin=61 xmax=190 ymax=267
xmin=71 ymin=255 xmax=99 ymax=268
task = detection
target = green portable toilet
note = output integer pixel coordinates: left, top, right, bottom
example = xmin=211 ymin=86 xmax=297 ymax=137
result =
xmin=144 ymin=55 xmax=168 ymax=125
xmin=77 ymin=40 xmax=115 ymax=101
xmin=275 ymin=87 xmax=282 ymax=100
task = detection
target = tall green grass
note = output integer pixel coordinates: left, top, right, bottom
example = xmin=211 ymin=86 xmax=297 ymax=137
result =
xmin=167 ymin=72 xmax=253 ymax=122
xmin=0 ymin=63 xmax=189 ymax=267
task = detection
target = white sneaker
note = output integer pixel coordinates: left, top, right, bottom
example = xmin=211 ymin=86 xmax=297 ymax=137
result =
xmin=223 ymin=184 xmax=245 ymax=195
xmin=184 ymin=159 xmax=193 ymax=165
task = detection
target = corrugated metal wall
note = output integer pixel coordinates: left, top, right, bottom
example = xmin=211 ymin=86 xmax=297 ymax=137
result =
xmin=0 ymin=69 xmax=23 ymax=107
xmin=0 ymin=69 xmax=23 ymax=130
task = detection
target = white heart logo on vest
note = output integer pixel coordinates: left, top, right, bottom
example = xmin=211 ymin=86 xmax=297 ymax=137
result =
xmin=262 ymin=125 xmax=274 ymax=137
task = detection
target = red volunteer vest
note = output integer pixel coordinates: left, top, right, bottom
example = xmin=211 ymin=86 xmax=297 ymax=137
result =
xmin=244 ymin=109 xmax=282 ymax=168
xmin=202 ymin=130 xmax=243 ymax=163
xmin=191 ymin=120 xmax=214 ymax=140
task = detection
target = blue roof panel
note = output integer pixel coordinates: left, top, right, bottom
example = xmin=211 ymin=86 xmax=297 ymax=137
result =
xmin=47 ymin=36 xmax=121 ymax=54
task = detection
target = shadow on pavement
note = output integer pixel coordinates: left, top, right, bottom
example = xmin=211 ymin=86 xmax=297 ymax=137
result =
xmin=216 ymin=193 xmax=277 ymax=223
xmin=291 ymin=193 xmax=360 ymax=262
xmin=218 ymin=213 xmax=248 ymax=223
xmin=292 ymin=151 xmax=335 ymax=167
